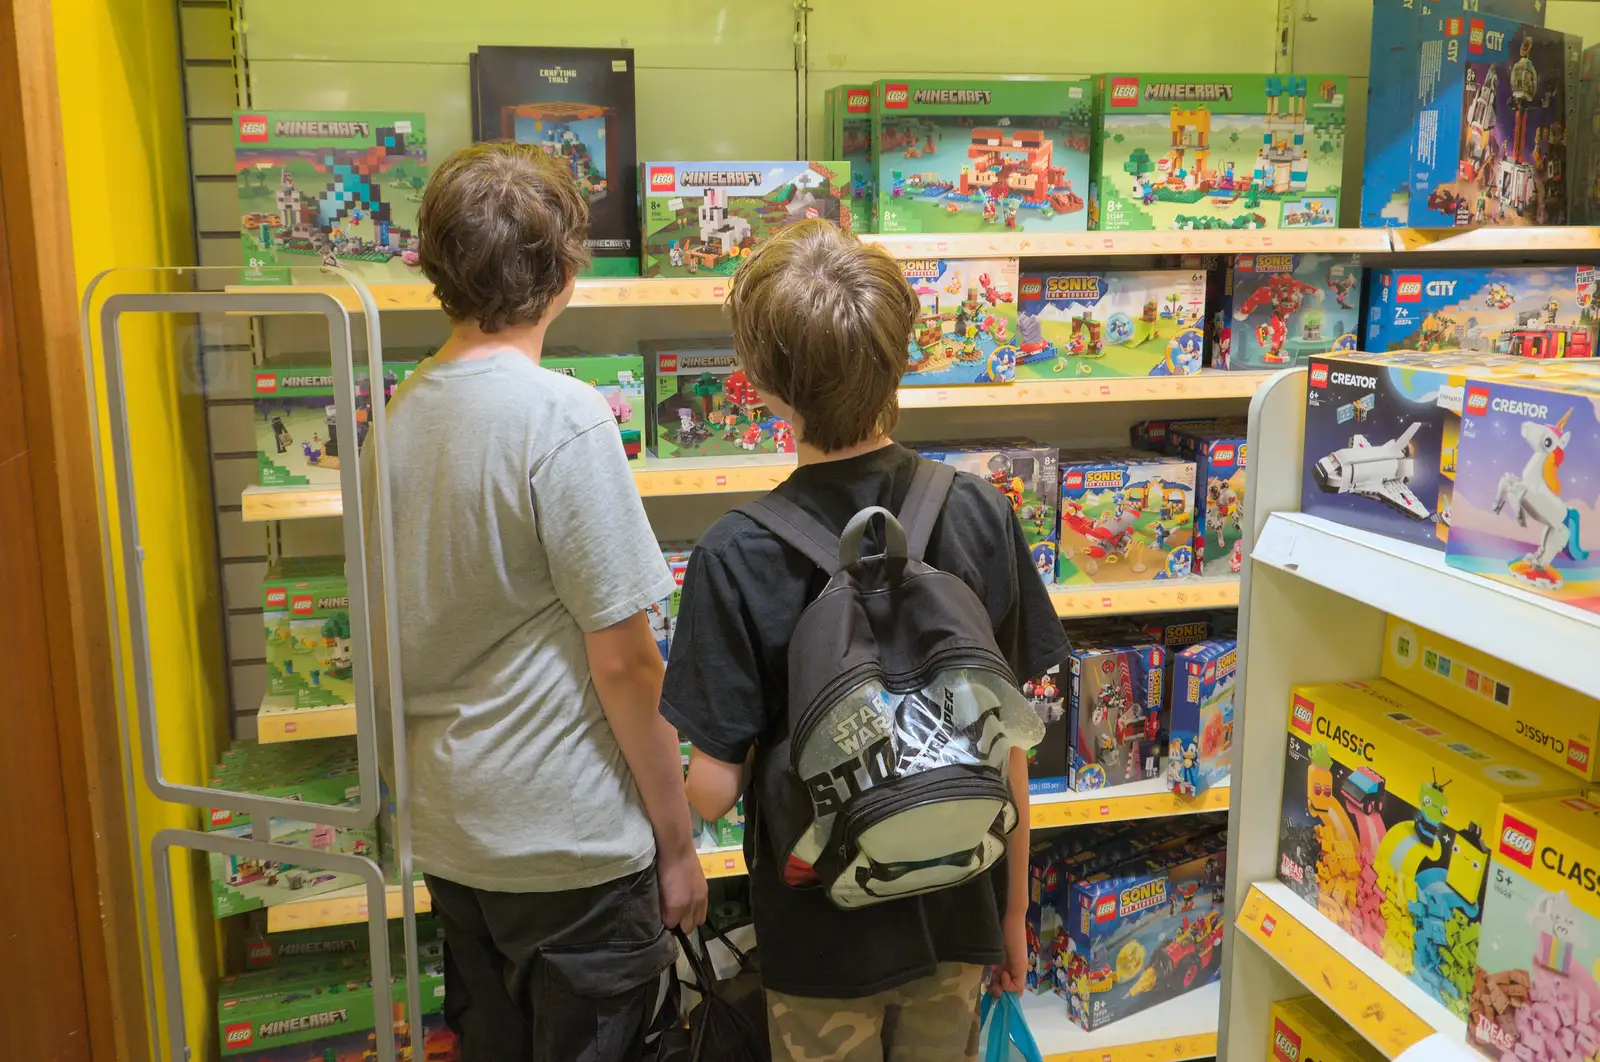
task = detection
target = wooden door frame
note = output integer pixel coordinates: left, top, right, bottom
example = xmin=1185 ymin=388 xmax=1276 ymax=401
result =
xmin=0 ymin=3 xmax=150 ymax=1060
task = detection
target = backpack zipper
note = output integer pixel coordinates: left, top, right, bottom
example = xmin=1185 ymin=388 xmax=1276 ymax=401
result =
xmin=832 ymin=767 xmax=1015 ymax=870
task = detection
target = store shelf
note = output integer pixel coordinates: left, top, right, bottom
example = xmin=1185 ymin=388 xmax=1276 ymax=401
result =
xmin=1021 ymin=980 xmax=1219 ymax=1062
xmin=698 ymin=846 xmax=747 ymax=879
xmin=864 ymin=229 xmax=1391 ymax=258
xmin=256 ymin=696 xmax=358 ymax=743
xmin=1252 ymin=512 xmax=1600 ymax=698
xmin=899 ymin=371 xmax=1273 ymax=408
xmin=1236 ymin=881 xmax=1470 ymax=1059
xmin=1049 ymin=576 xmax=1237 ymax=617
xmin=240 ymin=484 xmax=342 ymax=522
xmin=1387 ymin=225 xmax=1600 ymax=253
xmin=1031 ymin=777 xmax=1228 ymax=829
xmin=225 ymin=277 xmax=732 ymax=312
xmin=630 ymin=455 xmax=798 ymax=497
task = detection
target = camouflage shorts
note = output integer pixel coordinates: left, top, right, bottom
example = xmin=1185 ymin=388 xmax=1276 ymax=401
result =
xmin=766 ymin=962 xmax=984 ymax=1062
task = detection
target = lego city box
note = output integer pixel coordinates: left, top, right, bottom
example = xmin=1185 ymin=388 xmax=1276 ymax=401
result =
xmin=1167 ymin=637 xmax=1238 ymax=797
xmin=900 ymin=258 xmax=1021 ymax=387
xmin=1058 ymin=450 xmax=1197 ymax=586
xmin=234 ymin=110 xmax=428 ymax=286
xmin=1270 ymin=996 xmax=1387 ymax=1062
xmin=1173 ymin=428 xmax=1246 ymax=576
xmin=1065 ymin=634 xmax=1166 ymax=791
xmin=541 ymin=350 xmax=646 ymax=465
xmin=828 ymin=84 xmax=875 ymax=232
xmin=1576 ymin=45 xmax=1600 ymax=225
xmin=871 ymin=78 xmax=1094 ymax=235
xmin=471 ymin=46 xmax=639 ymax=276
xmin=1015 ymin=270 xmax=1207 ymax=380
xmin=916 ymin=440 xmax=1059 ymax=583
xmin=1468 ymin=792 xmax=1600 ymax=1060
xmin=1365 ymin=267 xmax=1598 ymax=358
xmin=1444 ymin=377 xmax=1600 ymax=613
xmin=253 ymin=362 xmax=418 ymax=487
xmin=1383 ymin=615 xmax=1600 ymax=780
xmin=1093 ymin=74 xmax=1347 ymax=232
xmin=640 ymin=339 xmax=795 ymax=459
xmin=1410 ymin=14 xmax=1570 ymax=227
xmin=639 ymin=161 xmax=851 ymax=279
xmin=1218 ymin=254 xmax=1362 ymax=370
xmin=1063 ymin=831 xmax=1228 ymax=1031
xmin=1276 ymin=678 xmax=1581 ymax=1017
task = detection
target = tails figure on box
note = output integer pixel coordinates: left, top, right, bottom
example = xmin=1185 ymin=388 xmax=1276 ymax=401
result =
xmin=1494 ymin=411 xmax=1590 ymax=589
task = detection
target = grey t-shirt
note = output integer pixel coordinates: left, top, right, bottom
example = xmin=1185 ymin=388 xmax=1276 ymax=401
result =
xmin=378 ymin=351 xmax=673 ymax=892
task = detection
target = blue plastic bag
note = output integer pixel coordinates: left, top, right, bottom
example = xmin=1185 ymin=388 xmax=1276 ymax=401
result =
xmin=979 ymin=991 xmax=1044 ymax=1062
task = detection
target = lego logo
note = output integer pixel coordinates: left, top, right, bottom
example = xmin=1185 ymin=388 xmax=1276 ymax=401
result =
xmin=291 ymin=594 xmax=314 ymax=616
xmin=1444 ymin=16 xmax=1464 ymax=34
xmin=265 ymin=587 xmax=287 ymax=607
xmin=1065 ymin=471 xmax=1084 ymax=489
xmin=239 ymin=115 xmax=268 ymax=143
xmin=1466 ymin=386 xmax=1490 ymax=416
xmin=254 ymin=372 xmax=278 ymax=394
xmin=1469 ymin=18 xmax=1484 ymax=53
xmin=1499 ymin=816 xmax=1537 ymax=867
xmin=884 ymin=84 xmax=909 ymax=109
xmin=660 ymin=355 xmax=678 ymax=372
xmin=1214 ymin=445 xmax=1236 ymax=465
xmin=1396 ymin=274 xmax=1423 ymax=302
xmin=846 ymin=91 xmax=870 ymax=113
xmin=224 ymin=1023 xmax=253 ymax=1048
xmin=1110 ymin=78 xmax=1139 ymax=107
xmin=648 ymin=166 xmax=676 ymax=192
xmin=1569 ymin=741 xmax=1590 ymax=770
xmin=1291 ymin=696 xmax=1315 ymax=734
xmin=246 ymin=940 xmax=273 ymax=963
xmin=210 ymin=808 xmax=233 ymax=826
xmin=1095 ymin=896 xmax=1117 ymax=922
xmin=1020 ymin=279 xmax=1042 ymax=298
xmin=1273 ymin=1023 xmax=1302 ymax=1062
xmin=1308 ymin=363 xmax=1329 ymax=389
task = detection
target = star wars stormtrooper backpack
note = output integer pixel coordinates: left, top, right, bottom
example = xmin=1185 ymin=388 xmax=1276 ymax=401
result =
xmin=738 ymin=459 xmax=1043 ymax=910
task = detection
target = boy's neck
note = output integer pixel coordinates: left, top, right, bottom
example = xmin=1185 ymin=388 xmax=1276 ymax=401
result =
xmin=796 ymin=435 xmax=894 ymax=467
xmin=435 ymin=318 xmax=550 ymax=365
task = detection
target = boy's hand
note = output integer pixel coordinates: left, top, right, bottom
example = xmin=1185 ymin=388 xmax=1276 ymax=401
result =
xmin=994 ymin=908 xmax=1029 ymax=995
xmin=659 ymin=846 xmax=709 ymax=932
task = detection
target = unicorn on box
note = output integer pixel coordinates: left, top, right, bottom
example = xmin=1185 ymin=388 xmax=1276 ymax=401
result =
xmin=1494 ymin=409 xmax=1590 ymax=589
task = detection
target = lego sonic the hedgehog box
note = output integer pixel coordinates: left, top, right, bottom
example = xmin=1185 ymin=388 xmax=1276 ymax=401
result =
xmin=1467 ymin=793 xmax=1600 ymax=1061
xmin=1167 ymin=637 xmax=1238 ymax=797
xmin=1444 ymin=377 xmax=1600 ymax=614
xmin=1276 ymin=679 xmax=1580 ymax=1017
xmin=1064 ymin=830 xmax=1227 ymax=1030
xmin=1058 ymin=451 xmax=1197 ymax=586
xmin=1065 ymin=633 xmax=1166 ymax=792
xmin=1015 ymin=270 xmax=1207 ymax=380
xmin=1218 ymin=254 xmax=1362 ymax=370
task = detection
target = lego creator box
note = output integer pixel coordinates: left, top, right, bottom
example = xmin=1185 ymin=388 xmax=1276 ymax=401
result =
xmin=902 ymin=258 xmax=1021 ymax=386
xmin=1365 ymin=267 xmax=1598 ymax=358
xmin=1065 ymin=636 xmax=1166 ymax=791
xmin=1219 ymin=254 xmax=1362 ymax=370
xmin=1362 ymin=0 xmax=1546 ymax=228
xmin=1445 ymin=378 xmax=1600 ymax=612
xmin=253 ymin=362 xmax=418 ymax=487
xmin=1276 ymin=679 xmax=1581 ymax=1017
xmin=641 ymin=340 xmax=795 ymax=459
xmin=471 ymin=46 xmax=638 ymax=276
xmin=1058 ymin=451 xmax=1197 ymax=585
xmin=235 ymin=111 xmax=427 ymax=285
xmin=829 ymin=85 xmax=875 ymax=232
xmin=1271 ymin=996 xmax=1386 ymax=1062
xmin=1576 ymin=45 xmax=1600 ymax=225
xmin=917 ymin=440 xmax=1059 ymax=583
xmin=1383 ymin=615 xmax=1600 ymax=780
xmin=1411 ymin=15 xmax=1570 ymax=227
xmin=1468 ymin=793 xmax=1600 ymax=1060
xmin=1181 ymin=431 xmax=1247 ymax=576
xmin=1015 ymin=270 xmax=1207 ymax=380
xmin=872 ymin=78 xmax=1094 ymax=235
xmin=1064 ymin=832 xmax=1228 ymax=1030
xmin=1094 ymin=74 xmax=1347 ymax=232
xmin=1301 ymin=352 xmax=1457 ymax=550
xmin=542 ymin=351 xmax=645 ymax=465
xmin=640 ymin=161 xmax=851 ymax=278
xmin=262 ymin=558 xmax=353 ymax=709
xmin=1167 ymin=638 xmax=1237 ymax=796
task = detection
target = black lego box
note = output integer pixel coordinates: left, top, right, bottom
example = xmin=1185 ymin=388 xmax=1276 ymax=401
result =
xmin=471 ymin=46 xmax=639 ymax=276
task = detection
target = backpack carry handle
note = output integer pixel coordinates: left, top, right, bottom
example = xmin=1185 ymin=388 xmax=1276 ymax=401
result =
xmin=838 ymin=506 xmax=908 ymax=569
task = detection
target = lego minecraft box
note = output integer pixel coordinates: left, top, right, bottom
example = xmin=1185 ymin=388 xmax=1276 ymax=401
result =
xmin=262 ymin=557 xmax=353 ymax=709
xmin=1364 ymin=267 xmax=1597 ymax=358
xmin=872 ymin=78 xmax=1094 ymax=235
xmin=1276 ymin=679 xmax=1579 ymax=1017
xmin=252 ymin=362 xmax=418 ymax=487
xmin=1166 ymin=637 xmax=1237 ymax=797
xmin=1219 ymin=254 xmax=1362 ymax=370
xmin=542 ymin=350 xmax=646 ymax=465
xmin=827 ymin=85 xmax=875 ymax=232
xmin=1445 ymin=377 xmax=1600 ymax=614
xmin=640 ymin=161 xmax=851 ymax=278
xmin=1065 ymin=633 xmax=1165 ymax=791
xmin=641 ymin=339 xmax=795 ymax=459
xmin=1410 ymin=15 xmax=1570 ymax=227
xmin=235 ymin=110 xmax=428 ymax=285
xmin=901 ymin=258 xmax=1020 ymax=386
xmin=1094 ymin=74 xmax=1347 ymax=231
xmin=1016 ymin=270 xmax=1206 ymax=380
xmin=917 ymin=440 xmax=1059 ymax=583
xmin=1058 ymin=451 xmax=1197 ymax=585
xmin=471 ymin=46 xmax=639 ymax=276
xmin=1361 ymin=0 xmax=1546 ymax=227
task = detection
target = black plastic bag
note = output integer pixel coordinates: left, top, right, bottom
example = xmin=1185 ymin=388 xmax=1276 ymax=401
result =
xmin=649 ymin=925 xmax=768 ymax=1062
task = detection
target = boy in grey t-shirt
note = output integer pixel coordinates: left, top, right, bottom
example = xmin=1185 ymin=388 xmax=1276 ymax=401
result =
xmin=377 ymin=143 xmax=706 ymax=1060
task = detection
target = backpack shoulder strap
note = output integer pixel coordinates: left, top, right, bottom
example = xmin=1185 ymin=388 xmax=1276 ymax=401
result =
xmin=736 ymin=493 xmax=842 ymax=575
xmin=899 ymin=459 xmax=956 ymax=562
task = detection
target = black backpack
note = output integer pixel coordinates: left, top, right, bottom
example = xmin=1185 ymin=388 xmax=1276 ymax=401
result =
xmin=738 ymin=459 xmax=1044 ymax=909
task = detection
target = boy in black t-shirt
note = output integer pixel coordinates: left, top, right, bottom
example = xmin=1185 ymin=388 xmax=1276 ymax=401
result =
xmin=660 ymin=220 xmax=1069 ymax=1061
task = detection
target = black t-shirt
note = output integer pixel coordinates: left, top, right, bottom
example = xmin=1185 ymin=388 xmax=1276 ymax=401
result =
xmin=660 ymin=442 xmax=1070 ymax=999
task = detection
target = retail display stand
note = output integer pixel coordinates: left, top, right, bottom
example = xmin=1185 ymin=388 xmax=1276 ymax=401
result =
xmin=1217 ymin=368 xmax=1600 ymax=1061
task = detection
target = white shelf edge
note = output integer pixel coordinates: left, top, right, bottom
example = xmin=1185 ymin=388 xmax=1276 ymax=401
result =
xmin=1019 ymin=979 xmax=1219 ymax=1061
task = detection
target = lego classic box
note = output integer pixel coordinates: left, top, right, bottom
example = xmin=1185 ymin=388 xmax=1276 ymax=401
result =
xmin=1270 ymin=996 xmax=1385 ymax=1062
xmin=1364 ymin=267 xmax=1597 ymax=358
xmin=1276 ymin=679 xmax=1580 ymax=1017
xmin=1016 ymin=270 xmax=1206 ymax=380
xmin=1382 ymin=615 xmax=1600 ymax=780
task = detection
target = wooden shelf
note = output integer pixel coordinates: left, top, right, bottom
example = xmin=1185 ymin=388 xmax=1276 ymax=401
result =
xmin=899 ymin=370 xmax=1271 ymax=408
xmin=1032 ymin=777 xmax=1228 ymax=829
xmin=255 ymin=696 xmax=359 ymax=743
xmin=864 ymin=229 xmax=1392 ymax=258
xmin=1049 ymin=576 xmax=1238 ymax=617
xmin=630 ymin=458 xmax=797 ymax=497
xmin=1387 ymin=225 xmax=1600 ymax=253
xmin=241 ymin=484 xmax=342 ymax=522
xmin=1023 ymin=981 xmax=1219 ymax=1062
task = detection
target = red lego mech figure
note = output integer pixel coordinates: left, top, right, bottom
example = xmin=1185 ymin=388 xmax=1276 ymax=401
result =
xmin=977 ymin=273 xmax=1014 ymax=306
xmin=1233 ymin=273 xmax=1321 ymax=364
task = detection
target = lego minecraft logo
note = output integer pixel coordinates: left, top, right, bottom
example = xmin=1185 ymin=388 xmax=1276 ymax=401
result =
xmin=260 ymin=1010 xmax=349 ymax=1039
xmin=1117 ymin=878 xmax=1167 ymax=917
xmin=1499 ymin=816 xmax=1537 ymax=867
xmin=846 ymin=90 xmax=871 ymax=113
xmin=1083 ymin=470 xmax=1127 ymax=491
xmin=1308 ymin=363 xmax=1329 ymax=389
xmin=677 ymin=355 xmax=737 ymax=371
xmin=1044 ymin=275 xmax=1105 ymax=300
xmin=318 ymin=595 xmax=349 ymax=610
xmin=1569 ymin=742 xmax=1591 ymax=772
xmin=1249 ymin=255 xmax=1296 ymax=274
xmin=280 ymin=940 xmax=357 ymax=957
xmin=224 ymin=1023 xmax=253 ymax=1049
xmin=275 ymin=121 xmax=372 ymax=139
xmin=912 ymin=88 xmax=992 ymax=105
xmin=648 ymin=167 xmax=677 ymax=193
xmin=1465 ymin=385 xmax=1491 ymax=416
xmin=1396 ymin=274 xmax=1424 ymax=302
xmin=239 ymin=114 xmax=269 ymax=144
xmin=1272 ymin=1020 xmax=1303 ymax=1062
xmin=902 ymin=259 xmax=946 ymax=280
xmin=1094 ymin=896 xmax=1118 ymax=922
xmin=883 ymin=84 xmax=910 ymax=109
xmin=1110 ymin=78 xmax=1139 ymax=107
xmin=1291 ymin=694 xmax=1315 ymax=734
xmin=1144 ymin=82 xmax=1234 ymax=102
xmin=683 ymin=171 xmax=762 ymax=188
